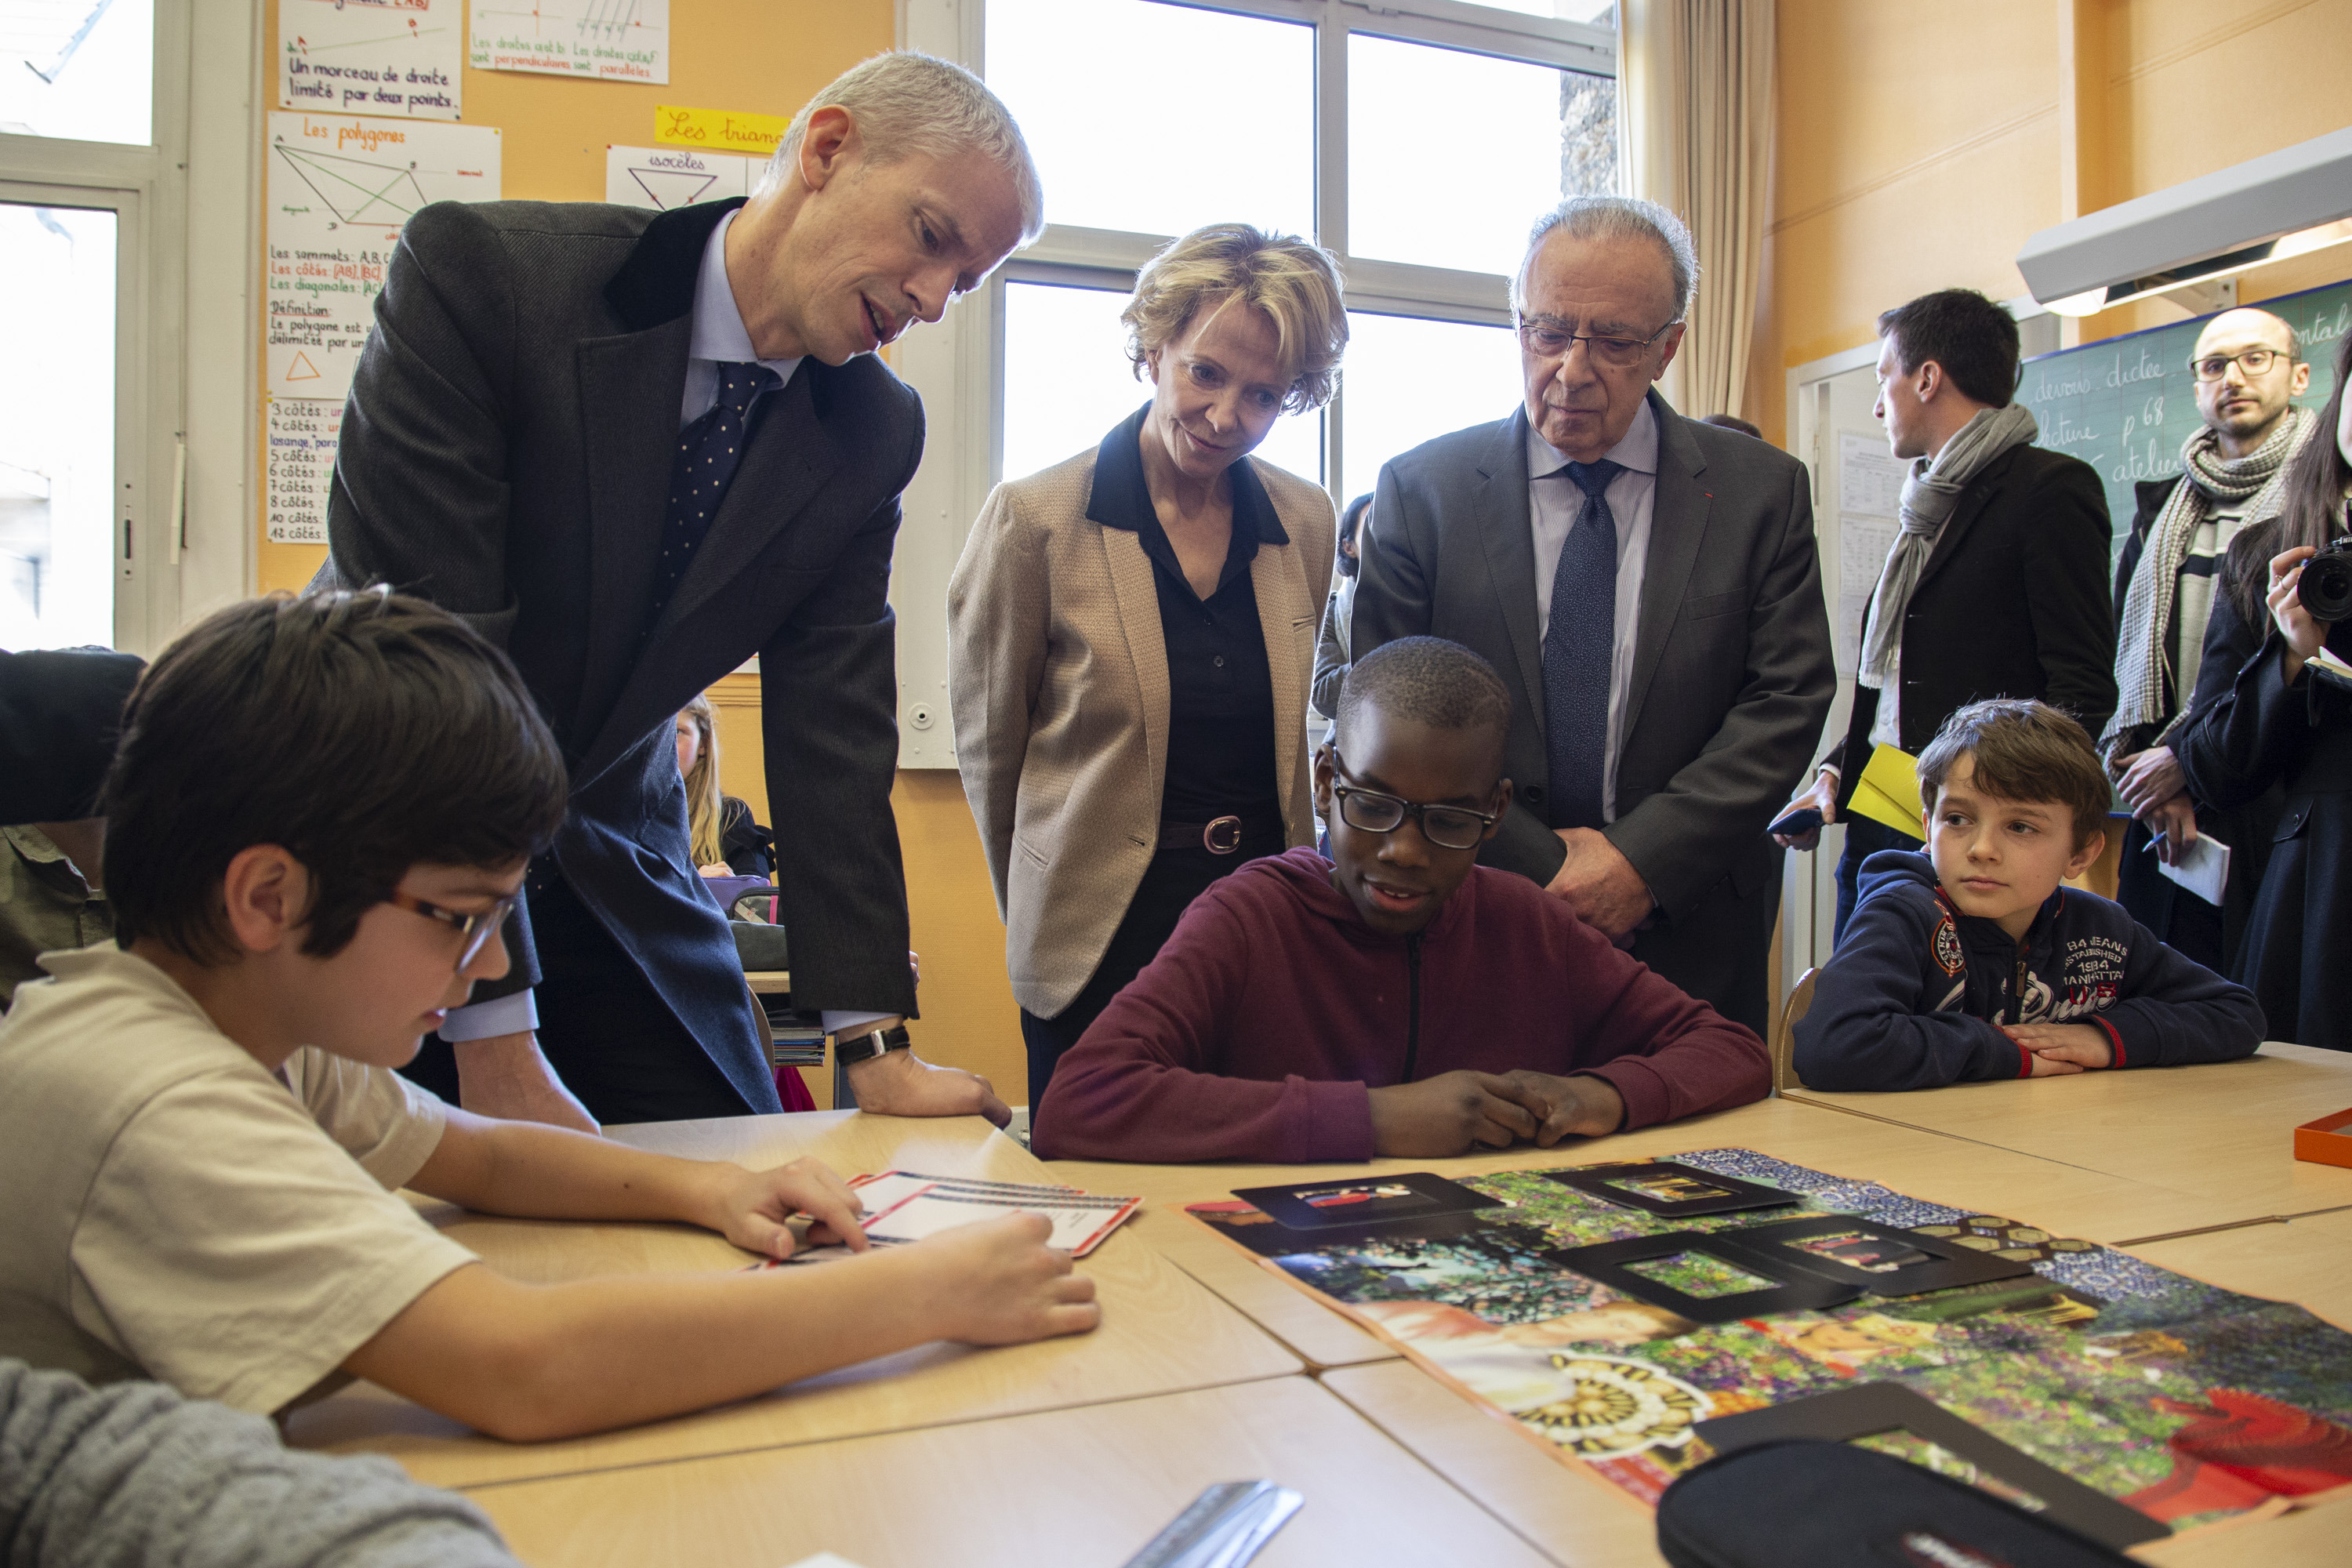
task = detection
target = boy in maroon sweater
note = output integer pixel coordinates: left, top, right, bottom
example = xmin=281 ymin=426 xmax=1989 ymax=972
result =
xmin=1030 ymin=638 xmax=1769 ymax=1163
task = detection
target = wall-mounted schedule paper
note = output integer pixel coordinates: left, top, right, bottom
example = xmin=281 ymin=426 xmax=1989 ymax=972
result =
xmin=265 ymin=113 xmax=500 ymax=401
xmin=471 ymin=0 xmax=669 ymax=83
xmin=278 ymin=0 xmax=463 ymax=120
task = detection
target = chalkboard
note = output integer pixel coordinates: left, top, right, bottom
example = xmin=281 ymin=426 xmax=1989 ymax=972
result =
xmin=2017 ymin=278 xmax=2350 ymax=568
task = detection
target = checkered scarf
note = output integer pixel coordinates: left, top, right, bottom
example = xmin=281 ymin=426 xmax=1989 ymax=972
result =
xmin=2103 ymin=405 xmax=2314 ymax=750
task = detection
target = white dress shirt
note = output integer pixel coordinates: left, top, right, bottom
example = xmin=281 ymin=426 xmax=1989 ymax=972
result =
xmin=444 ymin=209 xmax=889 ymax=1044
xmin=678 ymin=209 xmax=803 ymax=427
xmin=1527 ymin=399 xmax=1658 ymax=825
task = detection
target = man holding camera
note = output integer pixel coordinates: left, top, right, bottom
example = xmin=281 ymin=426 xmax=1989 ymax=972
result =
xmin=2103 ymin=307 xmax=2314 ymax=971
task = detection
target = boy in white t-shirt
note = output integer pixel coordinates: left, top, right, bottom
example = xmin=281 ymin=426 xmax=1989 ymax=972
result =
xmin=0 ymin=590 xmax=1096 ymax=1438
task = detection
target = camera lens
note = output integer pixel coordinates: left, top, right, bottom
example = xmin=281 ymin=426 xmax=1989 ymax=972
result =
xmin=2299 ymin=549 xmax=2352 ymax=624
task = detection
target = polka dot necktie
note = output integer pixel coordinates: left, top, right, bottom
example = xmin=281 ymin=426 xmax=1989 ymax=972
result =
xmin=644 ymin=361 xmax=779 ymax=638
xmin=1541 ymin=458 xmax=1624 ymax=832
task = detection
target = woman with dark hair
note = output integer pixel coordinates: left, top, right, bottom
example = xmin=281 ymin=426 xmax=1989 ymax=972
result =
xmin=2172 ymin=327 xmax=2352 ymax=1047
xmin=1311 ymin=492 xmax=1374 ymax=723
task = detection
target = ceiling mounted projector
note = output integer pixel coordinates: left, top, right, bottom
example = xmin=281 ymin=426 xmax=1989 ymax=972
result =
xmin=2016 ymin=125 xmax=2352 ymax=317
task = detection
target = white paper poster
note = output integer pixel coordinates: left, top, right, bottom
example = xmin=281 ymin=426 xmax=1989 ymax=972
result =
xmin=265 ymin=113 xmax=500 ymax=401
xmin=278 ymin=0 xmax=463 ymax=120
xmin=265 ymin=395 xmax=341 ymax=544
xmin=604 ymin=143 xmax=761 ymax=209
xmin=471 ymin=0 xmax=669 ymax=83
xmin=1833 ymin=431 xmax=1911 ymax=677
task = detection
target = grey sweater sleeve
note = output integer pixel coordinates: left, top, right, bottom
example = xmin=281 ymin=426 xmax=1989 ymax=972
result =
xmin=0 ymin=1360 xmax=519 ymax=1568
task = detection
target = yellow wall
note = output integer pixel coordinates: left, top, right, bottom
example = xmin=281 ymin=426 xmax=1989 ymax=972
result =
xmin=253 ymin=1 xmax=1029 ymax=1103
xmin=1750 ymin=0 xmax=2352 ymax=441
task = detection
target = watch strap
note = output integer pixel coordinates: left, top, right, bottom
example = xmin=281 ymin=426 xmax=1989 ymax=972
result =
xmin=834 ymin=1022 xmax=913 ymax=1066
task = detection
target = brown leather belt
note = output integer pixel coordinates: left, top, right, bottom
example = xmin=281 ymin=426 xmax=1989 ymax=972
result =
xmin=1158 ymin=815 xmax=1269 ymax=855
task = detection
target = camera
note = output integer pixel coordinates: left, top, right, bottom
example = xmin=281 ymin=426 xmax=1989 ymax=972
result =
xmin=2296 ymin=533 xmax=2352 ymax=624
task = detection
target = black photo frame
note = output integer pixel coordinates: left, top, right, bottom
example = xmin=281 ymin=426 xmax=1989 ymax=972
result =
xmin=1548 ymin=1230 xmax=1860 ymax=1325
xmin=1711 ymin=1215 xmax=2035 ymax=1297
xmin=1541 ymin=1160 xmax=1802 ymax=1220
xmin=1228 ymin=1171 xmax=1500 ymax=1232
xmin=1694 ymin=1381 xmax=2168 ymax=1550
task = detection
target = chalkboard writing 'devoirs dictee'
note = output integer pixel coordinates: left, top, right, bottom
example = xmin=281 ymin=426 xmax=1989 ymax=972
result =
xmin=2019 ymin=278 xmax=2348 ymax=561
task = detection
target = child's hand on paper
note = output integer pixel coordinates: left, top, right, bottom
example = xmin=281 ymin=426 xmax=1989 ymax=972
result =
xmin=916 ymin=1212 xmax=1101 ymax=1345
xmin=2002 ymin=1022 xmax=2113 ymax=1073
xmin=711 ymin=1156 xmax=869 ymax=1258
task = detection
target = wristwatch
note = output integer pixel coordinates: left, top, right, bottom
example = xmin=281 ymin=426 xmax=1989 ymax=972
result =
xmin=833 ymin=1022 xmax=913 ymax=1066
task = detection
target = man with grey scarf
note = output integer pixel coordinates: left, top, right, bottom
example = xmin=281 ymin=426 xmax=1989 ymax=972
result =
xmin=1777 ymin=289 xmax=2114 ymax=942
xmin=2103 ymin=307 xmax=2314 ymax=971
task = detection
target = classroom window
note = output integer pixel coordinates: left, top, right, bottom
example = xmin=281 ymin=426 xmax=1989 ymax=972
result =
xmin=0 ymin=202 xmax=117 ymax=648
xmin=975 ymin=0 xmax=1617 ymax=501
xmin=0 ymin=0 xmax=186 ymax=653
xmin=0 ymin=0 xmax=154 ymax=145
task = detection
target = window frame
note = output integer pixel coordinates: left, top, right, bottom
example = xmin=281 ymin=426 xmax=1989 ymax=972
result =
xmin=890 ymin=0 xmax=1616 ymax=767
xmin=0 ymin=0 xmax=197 ymax=655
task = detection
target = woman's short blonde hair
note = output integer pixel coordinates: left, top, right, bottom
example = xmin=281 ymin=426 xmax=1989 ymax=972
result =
xmin=1123 ymin=224 xmax=1347 ymax=414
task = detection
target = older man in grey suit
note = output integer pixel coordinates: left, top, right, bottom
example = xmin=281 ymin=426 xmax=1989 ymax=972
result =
xmin=1353 ymin=197 xmax=1834 ymax=1036
xmin=319 ymin=53 xmax=1033 ymax=1127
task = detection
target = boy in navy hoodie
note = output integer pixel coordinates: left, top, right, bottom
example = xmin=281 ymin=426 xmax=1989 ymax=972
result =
xmin=1031 ymin=637 xmax=1769 ymax=1163
xmin=1794 ymin=699 xmax=2262 ymax=1091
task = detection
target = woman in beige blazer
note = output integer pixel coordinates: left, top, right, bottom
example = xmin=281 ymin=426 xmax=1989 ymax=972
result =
xmin=949 ymin=223 xmax=1346 ymax=1105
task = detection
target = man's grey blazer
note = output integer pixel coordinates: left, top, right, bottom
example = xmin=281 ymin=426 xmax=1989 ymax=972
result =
xmin=1353 ymin=394 xmax=1835 ymax=1030
xmin=318 ymin=196 xmax=920 ymax=1114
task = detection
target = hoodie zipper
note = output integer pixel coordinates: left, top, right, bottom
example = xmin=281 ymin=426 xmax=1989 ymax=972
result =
xmin=2009 ymin=949 xmax=2027 ymax=1025
xmin=1402 ymin=935 xmax=1424 ymax=1081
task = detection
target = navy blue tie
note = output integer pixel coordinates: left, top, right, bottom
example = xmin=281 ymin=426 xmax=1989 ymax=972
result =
xmin=1541 ymin=459 xmax=1624 ymax=831
xmin=645 ymin=361 xmax=779 ymax=637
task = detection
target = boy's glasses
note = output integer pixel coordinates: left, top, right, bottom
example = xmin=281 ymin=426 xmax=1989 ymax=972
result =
xmin=1328 ymin=752 xmax=1498 ymax=851
xmin=379 ymin=888 xmax=518 ymax=971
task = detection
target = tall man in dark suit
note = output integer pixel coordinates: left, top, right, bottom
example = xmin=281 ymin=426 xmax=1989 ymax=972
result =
xmin=1354 ymin=197 xmax=1835 ymax=1037
xmin=320 ymin=53 xmax=1036 ymax=1127
xmin=1777 ymin=289 xmax=2114 ymax=941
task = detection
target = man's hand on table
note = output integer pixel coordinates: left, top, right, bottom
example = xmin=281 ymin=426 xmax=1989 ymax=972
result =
xmin=452 ymin=1031 xmax=601 ymax=1133
xmin=699 ymin=1155 xmax=871 ymax=1258
xmin=2002 ymin=1022 xmax=2111 ymax=1073
xmin=842 ymin=1025 xmax=1012 ymax=1127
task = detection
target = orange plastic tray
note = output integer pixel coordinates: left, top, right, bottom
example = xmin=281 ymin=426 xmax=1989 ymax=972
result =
xmin=2292 ymin=1106 xmax=2352 ymax=1170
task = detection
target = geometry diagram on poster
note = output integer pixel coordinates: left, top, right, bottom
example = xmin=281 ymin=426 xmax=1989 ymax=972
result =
xmin=605 ymin=144 xmax=761 ymax=210
xmin=265 ymin=395 xmax=342 ymax=544
xmin=471 ymin=0 xmax=668 ymax=83
xmin=265 ymin=113 xmax=499 ymax=401
xmin=278 ymin=0 xmax=463 ymax=120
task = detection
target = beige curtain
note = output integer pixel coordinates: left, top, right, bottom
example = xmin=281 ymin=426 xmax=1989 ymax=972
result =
xmin=1617 ymin=0 xmax=1775 ymax=422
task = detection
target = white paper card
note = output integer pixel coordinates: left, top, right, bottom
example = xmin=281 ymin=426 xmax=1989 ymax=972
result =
xmin=264 ymin=395 xmax=341 ymax=543
xmin=2153 ymin=831 xmax=2230 ymax=907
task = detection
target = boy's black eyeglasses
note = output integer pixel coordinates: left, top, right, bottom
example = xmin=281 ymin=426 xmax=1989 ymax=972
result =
xmin=379 ymin=888 xmax=518 ymax=971
xmin=1328 ymin=752 xmax=1497 ymax=851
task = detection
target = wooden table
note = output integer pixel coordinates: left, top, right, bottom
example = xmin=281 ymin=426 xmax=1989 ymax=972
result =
xmin=2125 ymin=1206 xmax=2352 ymax=1332
xmin=285 ymin=1112 xmax=1301 ymax=1490
xmin=466 ymin=1377 xmax=1559 ymax=1568
xmin=1787 ymin=1044 xmax=2352 ymax=1233
xmin=1044 ymin=1091 xmax=2299 ymax=1364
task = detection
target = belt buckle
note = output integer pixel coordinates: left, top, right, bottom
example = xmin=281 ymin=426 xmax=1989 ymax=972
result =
xmin=1202 ymin=815 xmax=1244 ymax=855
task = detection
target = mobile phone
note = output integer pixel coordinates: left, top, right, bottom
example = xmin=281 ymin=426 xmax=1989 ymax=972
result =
xmin=1768 ymin=807 xmax=1824 ymax=837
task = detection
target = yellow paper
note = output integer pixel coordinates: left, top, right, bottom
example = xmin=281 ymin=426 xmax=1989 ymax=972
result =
xmin=655 ymin=106 xmax=787 ymax=155
xmin=1846 ymin=742 xmax=1926 ymax=840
